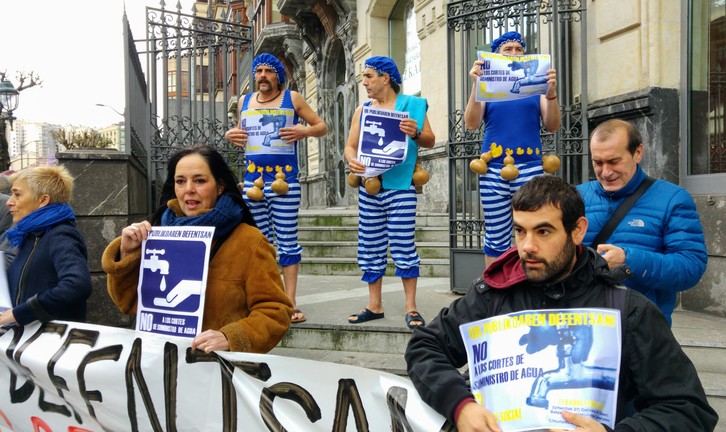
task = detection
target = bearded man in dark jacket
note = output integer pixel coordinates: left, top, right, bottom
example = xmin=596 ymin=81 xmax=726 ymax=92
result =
xmin=405 ymin=175 xmax=717 ymax=432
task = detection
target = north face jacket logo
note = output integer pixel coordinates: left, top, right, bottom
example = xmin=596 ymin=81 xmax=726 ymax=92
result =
xmin=627 ymin=219 xmax=645 ymax=227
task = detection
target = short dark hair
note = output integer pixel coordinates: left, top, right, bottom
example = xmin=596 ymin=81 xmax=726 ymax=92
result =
xmin=372 ymin=70 xmax=400 ymax=94
xmin=151 ymin=145 xmax=256 ymax=227
xmin=591 ymin=119 xmax=642 ymax=154
xmin=512 ymin=175 xmax=584 ymax=232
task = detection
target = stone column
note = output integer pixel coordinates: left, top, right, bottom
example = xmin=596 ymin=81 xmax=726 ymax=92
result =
xmin=58 ymin=150 xmax=149 ymax=327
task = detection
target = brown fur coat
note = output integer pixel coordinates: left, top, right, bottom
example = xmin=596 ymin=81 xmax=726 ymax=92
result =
xmin=102 ymin=223 xmax=292 ymax=353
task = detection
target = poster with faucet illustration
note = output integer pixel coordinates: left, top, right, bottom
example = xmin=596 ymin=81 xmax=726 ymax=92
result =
xmin=356 ymin=106 xmax=409 ymax=178
xmin=135 ymin=226 xmax=215 ymax=338
xmin=239 ymin=108 xmax=295 ymax=156
xmin=460 ymin=308 xmax=621 ymax=431
xmin=474 ymin=51 xmax=551 ymax=103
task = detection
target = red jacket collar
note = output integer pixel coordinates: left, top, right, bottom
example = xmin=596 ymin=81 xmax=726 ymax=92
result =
xmin=483 ymin=247 xmax=527 ymax=289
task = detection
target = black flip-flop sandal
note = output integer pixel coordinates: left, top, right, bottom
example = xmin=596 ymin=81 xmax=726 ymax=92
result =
xmin=348 ymin=308 xmax=384 ymax=324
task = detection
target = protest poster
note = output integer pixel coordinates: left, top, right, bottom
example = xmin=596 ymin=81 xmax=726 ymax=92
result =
xmin=356 ymin=106 xmax=409 ymax=177
xmin=474 ymin=51 xmax=551 ymax=102
xmin=460 ymin=308 xmax=621 ymax=431
xmin=136 ymin=226 xmax=214 ymax=338
xmin=0 ymin=321 xmax=449 ymax=431
xmin=239 ymin=108 xmax=295 ymax=155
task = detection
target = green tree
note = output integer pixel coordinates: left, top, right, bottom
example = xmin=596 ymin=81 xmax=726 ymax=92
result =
xmin=0 ymin=71 xmax=42 ymax=171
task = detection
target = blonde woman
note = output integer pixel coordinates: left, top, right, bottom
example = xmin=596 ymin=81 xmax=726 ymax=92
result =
xmin=0 ymin=166 xmax=92 ymax=326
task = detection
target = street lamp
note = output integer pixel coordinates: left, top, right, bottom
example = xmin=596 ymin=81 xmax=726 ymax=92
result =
xmin=0 ymin=79 xmax=20 ymax=130
xmin=95 ymin=103 xmax=124 ymax=119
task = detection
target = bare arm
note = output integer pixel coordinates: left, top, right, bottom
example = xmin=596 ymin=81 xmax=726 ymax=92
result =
xmin=280 ymin=91 xmax=328 ymax=143
xmin=224 ymin=96 xmax=248 ymax=147
xmin=344 ymin=106 xmax=365 ymax=175
xmin=464 ymin=60 xmax=486 ymax=130
xmin=539 ymin=69 xmax=561 ymax=132
xmin=400 ymin=116 xmax=436 ymax=149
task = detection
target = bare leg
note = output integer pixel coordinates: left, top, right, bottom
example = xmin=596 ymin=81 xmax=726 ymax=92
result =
xmin=282 ymin=263 xmax=303 ymax=321
xmin=366 ymin=277 xmax=384 ymax=314
xmin=403 ymin=277 xmax=424 ymax=326
xmin=485 ymin=254 xmax=497 ymax=268
xmin=402 ymin=277 xmax=418 ymax=312
xmin=348 ymin=278 xmax=384 ymax=323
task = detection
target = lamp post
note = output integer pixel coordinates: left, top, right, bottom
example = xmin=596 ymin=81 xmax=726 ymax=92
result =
xmin=0 ymin=79 xmax=20 ymax=129
xmin=95 ymin=103 xmax=124 ymax=119
xmin=0 ymin=79 xmax=20 ymax=171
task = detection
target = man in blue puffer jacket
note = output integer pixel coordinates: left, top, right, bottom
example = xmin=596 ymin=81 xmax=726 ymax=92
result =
xmin=577 ymin=119 xmax=707 ymax=325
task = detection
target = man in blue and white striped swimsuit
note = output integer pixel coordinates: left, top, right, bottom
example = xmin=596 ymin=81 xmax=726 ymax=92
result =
xmin=225 ymin=53 xmax=328 ymax=324
xmin=344 ymin=56 xmax=436 ymax=329
xmin=464 ymin=31 xmax=561 ymax=267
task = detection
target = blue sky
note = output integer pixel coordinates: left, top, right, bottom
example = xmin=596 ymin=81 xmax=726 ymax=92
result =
xmin=0 ymin=0 xmax=195 ymax=128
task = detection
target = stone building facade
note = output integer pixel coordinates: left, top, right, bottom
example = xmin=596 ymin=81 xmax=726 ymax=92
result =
xmin=240 ymin=0 xmax=725 ymax=318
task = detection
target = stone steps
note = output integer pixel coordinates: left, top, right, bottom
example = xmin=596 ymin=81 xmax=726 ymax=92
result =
xmin=297 ymin=209 xmax=450 ymax=277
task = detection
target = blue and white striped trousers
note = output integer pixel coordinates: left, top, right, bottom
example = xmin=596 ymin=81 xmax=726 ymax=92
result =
xmin=357 ymin=185 xmax=420 ymax=283
xmin=243 ymin=179 xmax=303 ymax=266
xmin=479 ymin=161 xmax=544 ymax=257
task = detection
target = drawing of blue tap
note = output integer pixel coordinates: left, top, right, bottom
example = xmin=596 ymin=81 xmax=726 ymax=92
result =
xmin=143 ymin=249 xmax=170 ymax=275
xmin=520 ymin=324 xmax=617 ymax=409
xmin=507 ymin=59 xmax=548 ymax=94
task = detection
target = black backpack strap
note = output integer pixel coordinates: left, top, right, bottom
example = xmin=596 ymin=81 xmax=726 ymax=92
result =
xmin=591 ymin=176 xmax=655 ymax=249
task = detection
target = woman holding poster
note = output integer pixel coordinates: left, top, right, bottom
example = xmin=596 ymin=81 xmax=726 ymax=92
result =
xmin=343 ymin=56 xmax=436 ymax=329
xmin=0 ymin=166 xmax=92 ymax=326
xmin=103 ymin=145 xmax=293 ymax=353
xmin=464 ymin=31 xmax=561 ymax=268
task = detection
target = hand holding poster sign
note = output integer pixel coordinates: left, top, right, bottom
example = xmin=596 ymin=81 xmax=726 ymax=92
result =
xmin=356 ymin=106 xmax=409 ymax=177
xmin=459 ymin=308 xmax=621 ymax=431
xmin=136 ymin=226 xmax=215 ymax=338
xmin=475 ymin=51 xmax=552 ymax=102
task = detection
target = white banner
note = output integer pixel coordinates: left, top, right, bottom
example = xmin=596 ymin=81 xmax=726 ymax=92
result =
xmin=474 ymin=51 xmax=551 ymax=102
xmin=460 ymin=308 xmax=621 ymax=431
xmin=0 ymin=321 xmax=448 ymax=432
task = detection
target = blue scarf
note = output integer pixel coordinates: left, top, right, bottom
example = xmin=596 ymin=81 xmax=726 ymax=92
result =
xmin=3 ymin=203 xmax=76 ymax=247
xmin=161 ymin=194 xmax=245 ymax=239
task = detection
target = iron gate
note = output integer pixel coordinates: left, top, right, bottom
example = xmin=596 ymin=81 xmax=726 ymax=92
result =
xmin=446 ymin=0 xmax=590 ymax=292
xmin=124 ymin=2 xmax=253 ymax=212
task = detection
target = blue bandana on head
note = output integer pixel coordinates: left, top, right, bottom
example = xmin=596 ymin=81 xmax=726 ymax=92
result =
xmin=252 ymin=53 xmax=285 ymax=84
xmin=490 ymin=31 xmax=526 ymax=53
xmin=364 ymin=56 xmax=402 ymax=85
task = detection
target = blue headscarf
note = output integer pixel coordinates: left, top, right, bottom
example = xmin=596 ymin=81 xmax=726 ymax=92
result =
xmin=252 ymin=53 xmax=285 ymax=84
xmin=491 ymin=31 xmax=526 ymax=53
xmin=364 ymin=56 xmax=402 ymax=85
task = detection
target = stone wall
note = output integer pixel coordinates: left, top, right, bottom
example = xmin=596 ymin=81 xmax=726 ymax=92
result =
xmin=58 ymin=150 xmax=149 ymax=328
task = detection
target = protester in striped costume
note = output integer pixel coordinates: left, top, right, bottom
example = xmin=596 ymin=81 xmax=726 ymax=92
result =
xmin=225 ymin=53 xmax=328 ymax=324
xmin=343 ymin=56 xmax=436 ymax=329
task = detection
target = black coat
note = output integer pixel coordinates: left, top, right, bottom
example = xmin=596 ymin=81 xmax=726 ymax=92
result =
xmin=405 ymin=247 xmax=718 ymax=431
